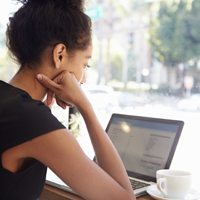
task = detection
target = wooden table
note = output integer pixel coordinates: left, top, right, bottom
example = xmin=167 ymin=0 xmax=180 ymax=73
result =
xmin=40 ymin=183 xmax=154 ymax=200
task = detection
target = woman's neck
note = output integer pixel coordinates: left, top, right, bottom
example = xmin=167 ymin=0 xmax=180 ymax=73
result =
xmin=10 ymin=67 xmax=47 ymax=101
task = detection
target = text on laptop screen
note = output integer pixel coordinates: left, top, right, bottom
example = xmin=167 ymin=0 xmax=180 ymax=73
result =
xmin=107 ymin=115 xmax=181 ymax=178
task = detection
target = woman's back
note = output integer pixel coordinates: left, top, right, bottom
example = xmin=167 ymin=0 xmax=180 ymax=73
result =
xmin=0 ymin=81 xmax=64 ymax=199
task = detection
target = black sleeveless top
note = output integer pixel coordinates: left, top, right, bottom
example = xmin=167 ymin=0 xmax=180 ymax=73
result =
xmin=0 ymin=81 xmax=65 ymax=200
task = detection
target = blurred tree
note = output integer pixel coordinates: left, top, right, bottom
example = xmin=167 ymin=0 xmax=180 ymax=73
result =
xmin=110 ymin=54 xmax=123 ymax=80
xmin=184 ymin=0 xmax=200 ymax=67
xmin=149 ymin=1 xmax=189 ymax=68
xmin=150 ymin=0 xmax=200 ymax=67
xmin=0 ymin=23 xmax=6 ymax=51
xmin=149 ymin=0 xmax=200 ymax=90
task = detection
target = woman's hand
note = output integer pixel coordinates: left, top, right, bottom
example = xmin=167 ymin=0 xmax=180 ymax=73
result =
xmin=37 ymin=71 xmax=89 ymax=109
xmin=36 ymin=71 xmax=135 ymax=200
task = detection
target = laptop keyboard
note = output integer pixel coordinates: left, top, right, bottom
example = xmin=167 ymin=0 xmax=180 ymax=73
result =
xmin=129 ymin=179 xmax=150 ymax=190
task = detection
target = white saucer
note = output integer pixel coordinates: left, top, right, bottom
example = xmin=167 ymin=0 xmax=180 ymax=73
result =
xmin=146 ymin=185 xmax=200 ymax=200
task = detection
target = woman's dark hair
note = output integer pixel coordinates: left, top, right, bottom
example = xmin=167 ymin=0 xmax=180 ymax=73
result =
xmin=6 ymin=0 xmax=92 ymax=66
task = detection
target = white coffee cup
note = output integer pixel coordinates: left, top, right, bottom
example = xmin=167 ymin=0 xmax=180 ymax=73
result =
xmin=156 ymin=169 xmax=192 ymax=199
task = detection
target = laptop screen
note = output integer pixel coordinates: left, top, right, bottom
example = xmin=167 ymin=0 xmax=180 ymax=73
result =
xmin=105 ymin=114 xmax=184 ymax=182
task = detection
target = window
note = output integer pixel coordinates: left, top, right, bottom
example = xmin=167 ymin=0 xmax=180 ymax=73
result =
xmin=0 ymin=1 xmax=19 ymax=81
xmin=84 ymin=0 xmax=200 ymax=189
xmin=0 ymin=0 xmax=199 ymax=190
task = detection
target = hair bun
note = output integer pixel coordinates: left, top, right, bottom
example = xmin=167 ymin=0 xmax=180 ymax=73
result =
xmin=66 ymin=0 xmax=83 ymax=10
xmin=16 ymin=0 xmax=84 ymax=10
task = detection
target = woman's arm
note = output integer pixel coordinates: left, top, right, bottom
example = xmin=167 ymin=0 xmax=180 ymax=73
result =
xmin=77 ymin=98 xmax=133 ymax=193
xmin=34 ymin=71 xmax=135 ymax=200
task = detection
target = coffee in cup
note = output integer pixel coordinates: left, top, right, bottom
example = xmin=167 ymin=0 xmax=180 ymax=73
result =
xmin=156 ymin=169 xmax=192 ymax=199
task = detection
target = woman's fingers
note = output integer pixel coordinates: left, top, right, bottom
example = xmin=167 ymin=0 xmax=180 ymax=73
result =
xmin=56 ymin=98 xmax=73 ymax=109
xmin=37 ymin=71 xmax=84 ymax=108
xmin=37 ymin=74 xmax=61 ymax=92
xmin=47 ymin=90 xmax=55 ymax=106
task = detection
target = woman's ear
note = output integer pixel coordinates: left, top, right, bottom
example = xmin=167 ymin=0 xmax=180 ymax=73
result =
xmin=52 ymin=43 xmax=67 ymax=69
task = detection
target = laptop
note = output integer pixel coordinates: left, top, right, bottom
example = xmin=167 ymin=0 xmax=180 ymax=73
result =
xmin=46 ymin=113 xmax=184 ymax=197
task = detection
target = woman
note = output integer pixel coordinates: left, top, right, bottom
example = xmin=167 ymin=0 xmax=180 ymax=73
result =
xmin=0 ymin=0 xmax=136 ymax=199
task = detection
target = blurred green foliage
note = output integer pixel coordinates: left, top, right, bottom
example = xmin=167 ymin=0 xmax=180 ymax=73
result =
xmin=150 ymin=0 xmax=200 ymax=69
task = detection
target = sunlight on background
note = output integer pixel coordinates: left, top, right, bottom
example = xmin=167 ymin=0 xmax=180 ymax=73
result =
xmin=0 ymin=1 xmax=20 ymax=81
xmin=0 ymin=1 xmax=19 ymax=26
